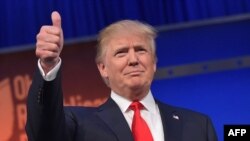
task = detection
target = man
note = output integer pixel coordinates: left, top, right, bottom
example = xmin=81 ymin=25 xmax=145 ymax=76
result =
xmin=26 ymin=11 xmax=218 ymax=141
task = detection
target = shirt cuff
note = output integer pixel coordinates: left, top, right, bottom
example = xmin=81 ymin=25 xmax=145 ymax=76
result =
xmin=37 ymin=58 xmax=62 ymax=81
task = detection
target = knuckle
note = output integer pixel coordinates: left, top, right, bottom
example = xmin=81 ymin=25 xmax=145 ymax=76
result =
xmin=36 ymin=42 xmax=41 ymax=48
xmin=35 ymin=50 xmax=41 ymax=57
xmin=36 ymin=34 xmax=40 ymax=39
xmin=55 ymin=36 xmax=60 ymax=43
xmin=36 ymin=33 xmax=44 ymax=41
xmin=50 ymin=44 xmax=57 ymax=51
xmin=40 ymin=26 xmax=47 ymax=32
xmin=53 ymin=43 xmax=59 ymax=49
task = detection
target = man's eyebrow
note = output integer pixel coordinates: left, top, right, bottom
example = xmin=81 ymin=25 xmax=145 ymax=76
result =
xmin=134 ymin=45 xmax=145 ymax=49
xmin=114 ymin=47 xmax=129 ymax=53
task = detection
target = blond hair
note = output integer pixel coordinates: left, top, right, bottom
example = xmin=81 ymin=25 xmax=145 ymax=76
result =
xmin=95 ymin=20 xmax=157 ymax=64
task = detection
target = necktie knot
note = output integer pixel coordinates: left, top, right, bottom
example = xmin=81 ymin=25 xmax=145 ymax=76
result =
xmin=129 ymin=101 xmax=144 ymax=111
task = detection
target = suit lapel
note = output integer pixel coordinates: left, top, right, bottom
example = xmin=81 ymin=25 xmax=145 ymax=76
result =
xmin=96 ymin=98 xmax=134 ymax=141
xmin=95 ymin=98 xmax=183 ymax=141
xmin=157 ymin=101 xmax=183 ymax=141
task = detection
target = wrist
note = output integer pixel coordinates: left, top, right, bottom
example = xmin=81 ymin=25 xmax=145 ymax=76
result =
xmin=40 ymin=58 xmax=60 ymax=74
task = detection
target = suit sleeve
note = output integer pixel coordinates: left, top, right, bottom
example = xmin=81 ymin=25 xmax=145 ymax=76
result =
xmin=25 ymin=66 xmax=72 ymax=141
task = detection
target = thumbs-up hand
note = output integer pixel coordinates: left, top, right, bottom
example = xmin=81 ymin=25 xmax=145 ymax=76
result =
xmin=36 ymin=11 xmax=64 ymax=74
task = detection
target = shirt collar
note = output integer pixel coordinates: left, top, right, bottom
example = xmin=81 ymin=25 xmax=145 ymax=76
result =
xmin=111 ymin=90 xmax=157 ymax=114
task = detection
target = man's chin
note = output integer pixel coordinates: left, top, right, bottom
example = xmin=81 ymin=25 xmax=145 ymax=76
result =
xmin=125 ymin=78 xmax=149 ymax=90
xmin=127 ymin=82 xmax=145 ymax=90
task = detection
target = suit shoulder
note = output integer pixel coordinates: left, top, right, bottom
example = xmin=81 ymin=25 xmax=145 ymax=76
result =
xmin=157 ymin=100 xmax=210 ymax=121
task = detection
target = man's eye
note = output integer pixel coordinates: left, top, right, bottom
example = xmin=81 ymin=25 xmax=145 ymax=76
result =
xmin=136 ymin=48 xmax=147 ymax=53
xmin=115 ymin=51 xmax=127 ymax=57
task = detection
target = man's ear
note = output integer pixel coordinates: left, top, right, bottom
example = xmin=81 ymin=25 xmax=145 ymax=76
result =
xmin=153 ymin=62 xmax=156 ymax=73
xmin=97 ymin=63 xmax=108 ymax=78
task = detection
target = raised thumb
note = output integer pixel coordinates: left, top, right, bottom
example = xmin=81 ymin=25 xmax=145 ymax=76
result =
xmin=51 ymin=11 xmax=61 ymax=28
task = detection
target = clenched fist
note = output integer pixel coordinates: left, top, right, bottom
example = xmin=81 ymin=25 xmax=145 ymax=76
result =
xmin=36 ymin=11 xmax=64 ymax=74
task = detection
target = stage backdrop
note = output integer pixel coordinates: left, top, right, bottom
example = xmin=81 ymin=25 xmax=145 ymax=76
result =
xmin=0 ymin=15 xmax=250 ymax=141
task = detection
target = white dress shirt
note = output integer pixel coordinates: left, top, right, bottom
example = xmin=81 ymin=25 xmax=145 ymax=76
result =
xmin=111 ymin=91 xmax=164 ymax=141
xmin=38 ymin=59 xmax=61 ymax=81
xmin=38 ymin=60 xmax=165 ymax=141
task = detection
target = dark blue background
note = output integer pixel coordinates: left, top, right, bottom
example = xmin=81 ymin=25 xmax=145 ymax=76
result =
xmin=153 ymin=18 xmax=250 ymax=141
xmin=1 ymin=0 xmax=250 ymax=48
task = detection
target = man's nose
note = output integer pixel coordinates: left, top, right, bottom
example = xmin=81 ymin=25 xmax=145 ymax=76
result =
xmin=128 ymin=50 xmax=139 ymax=66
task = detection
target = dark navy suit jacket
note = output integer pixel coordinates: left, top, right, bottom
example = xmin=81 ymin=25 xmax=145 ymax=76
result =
xmin=26 ymin=68 xmax=218 ymax=141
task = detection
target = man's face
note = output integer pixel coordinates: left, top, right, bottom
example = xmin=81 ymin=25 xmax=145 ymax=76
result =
xmin=97 ymin=33 xmax=156 ymax=97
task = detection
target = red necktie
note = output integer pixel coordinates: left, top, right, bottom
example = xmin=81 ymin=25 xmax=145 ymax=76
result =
xmin=130 ymin=101 xmax=153 ymax=141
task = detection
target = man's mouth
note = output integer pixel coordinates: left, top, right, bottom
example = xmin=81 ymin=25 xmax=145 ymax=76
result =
xmin=125 ymin=70 xmax=144 ymax=76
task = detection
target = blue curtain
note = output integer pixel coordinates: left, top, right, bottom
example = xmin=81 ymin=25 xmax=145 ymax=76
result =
xmin=0 ymin=0 xmax=250 ymax=48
